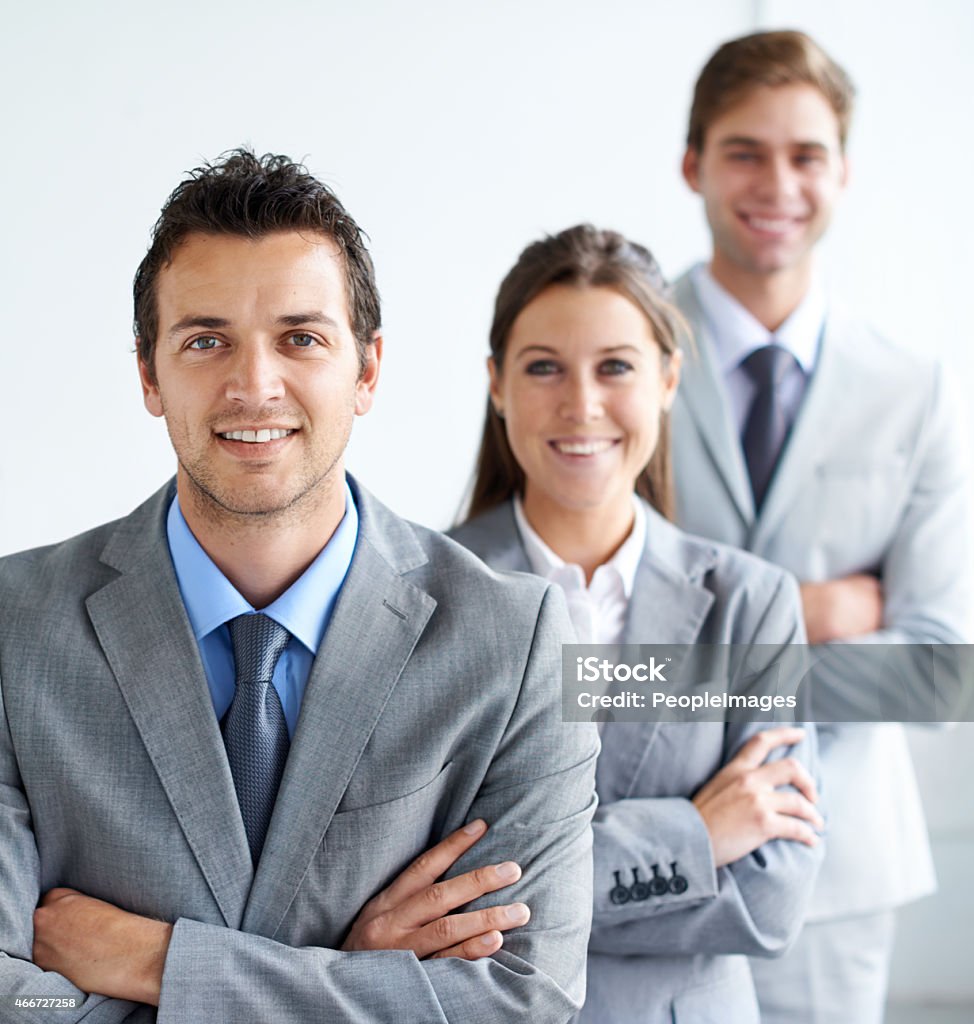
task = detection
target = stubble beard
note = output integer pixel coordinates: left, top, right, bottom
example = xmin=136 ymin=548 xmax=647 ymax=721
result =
xmin=170 ymin=421 xmax=352 ymax=535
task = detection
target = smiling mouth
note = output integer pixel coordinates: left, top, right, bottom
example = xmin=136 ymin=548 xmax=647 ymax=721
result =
xmin=549 ymin=439 xmax=619 ymax=456
xmin=739 ymin=213 xmax=804 ymax=233
xmin=218 ymin=428 xmax=296 ymax=444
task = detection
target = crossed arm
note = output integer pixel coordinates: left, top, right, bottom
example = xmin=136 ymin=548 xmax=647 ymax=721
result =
xmin=2 ymin=583 xmax=598 ymax=1023
xmin=31 ymin=821 xmax=529 ymax=1006
xmin=799 ymin=574 xmax=882 ymax=645
xmin=796 ymin=366 xmax=971 ymax=719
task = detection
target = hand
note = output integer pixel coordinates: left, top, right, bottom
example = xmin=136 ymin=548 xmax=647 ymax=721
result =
xmin=342 ymin=819 xmax=529 ymax=960
xmin=800 ymin=574 xmax=883 ymax=644
xmin=691 ymin=727 xmax=824 ymax=868
xmin=33 ymin=888 xmax=171 ymax=1006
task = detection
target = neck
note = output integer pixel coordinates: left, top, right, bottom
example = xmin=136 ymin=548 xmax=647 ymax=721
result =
xmin=521 ymin=488 xmax=635 ymax=585
xmin=177 ymin=471 xmax=347 ymax=609
xmin=709 ymin=252 xmax=813 ymax=332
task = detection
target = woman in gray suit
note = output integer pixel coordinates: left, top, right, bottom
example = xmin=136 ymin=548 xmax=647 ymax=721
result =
xmin=450 ymin=225 xmax=824 ymax=1023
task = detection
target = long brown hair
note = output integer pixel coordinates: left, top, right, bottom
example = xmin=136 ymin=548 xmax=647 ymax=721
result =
xmin=465 ymin=224 xmax=685 ymax=522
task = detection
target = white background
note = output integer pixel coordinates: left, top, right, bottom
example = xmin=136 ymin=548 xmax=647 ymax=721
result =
xmin=2 ymin=0 xmax=972 ymax=1009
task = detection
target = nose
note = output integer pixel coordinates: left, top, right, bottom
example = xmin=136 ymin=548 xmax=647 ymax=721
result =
xmin=756 ymin=154 xmax=801 ymax=203
xmin=558 ymin=372 xmax=604 ymax=424
xmin=224 ymin=343 xmax=286 ymax=406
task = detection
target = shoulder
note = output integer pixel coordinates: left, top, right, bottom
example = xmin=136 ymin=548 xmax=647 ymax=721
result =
xmin=824 ymin=309 xmax=942 ymax=387
xmin=641 ymin=503 xmax=802 ymax=640
xmin=0 ymin=518 xmax=120 ymax=610
xmin=0 ymin=482 xmax=173 ymax=624
xmin=355 ymin=487 xmax=556 ymax=630
xmin=446 ymin=502 xmax=519 ymax=564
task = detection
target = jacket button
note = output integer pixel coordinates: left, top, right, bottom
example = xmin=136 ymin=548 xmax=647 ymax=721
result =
xmin=629 ymin=867 xmax=651 ymax=901
xmin=609 ymin=870 xmax=631 ymax=905
xmin=648 ymin=864 xmax=669 ymax=897
xmin=668 ymin=861 xmax=689 ymax=894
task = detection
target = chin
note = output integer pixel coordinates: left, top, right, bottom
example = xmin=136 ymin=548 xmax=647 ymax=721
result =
xmin=549 ymin=488 xmax=617 ymax=513
xmin=184 ymin=473 xmax=301 ymax=519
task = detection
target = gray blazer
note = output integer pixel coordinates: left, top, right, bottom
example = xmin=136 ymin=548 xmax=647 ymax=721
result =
xmin=0 ymin=479 xmax=599 ymax=1023
xmin=451 ymin=501 xmax=822 ymax=1024
xmin=671 ymin=271 xmax=971 ymax=920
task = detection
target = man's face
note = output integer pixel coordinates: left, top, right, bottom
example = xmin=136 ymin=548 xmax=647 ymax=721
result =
xmin=683 ymin=83 xmax=848 ymax=280
xmin=140 ymin=230 xmax=379 ymax=521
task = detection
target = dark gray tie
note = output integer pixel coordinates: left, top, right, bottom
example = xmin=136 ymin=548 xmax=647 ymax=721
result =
xmin=222 ymin=613 xmax=291 ymax=865
xmin=741 ymin=344 xmax=795 ymax=512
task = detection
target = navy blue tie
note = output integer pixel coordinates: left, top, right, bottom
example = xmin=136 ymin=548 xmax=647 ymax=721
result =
xmin=741 ymin=344 xmax=795 ymax=512
xmin=222 ymin=613 xmax=291 ymax=866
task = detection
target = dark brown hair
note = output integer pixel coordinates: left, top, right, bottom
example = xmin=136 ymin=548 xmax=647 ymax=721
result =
xmin=133 ymin=148 xmax=380 ymax=381
xmin=465 ymin=224 xmax=683 ymax=522
xmin=687 ymin=30 xmax=855 ymax=152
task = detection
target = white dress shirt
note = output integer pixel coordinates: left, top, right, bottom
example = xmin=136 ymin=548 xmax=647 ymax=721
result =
xmin=513 ymin=495 xmax=646 ymax=645
xmin=690 ymin=263 xmax=826 ymax=434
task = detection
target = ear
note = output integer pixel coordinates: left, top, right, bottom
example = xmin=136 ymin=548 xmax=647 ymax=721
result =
xmin=838 ymin=153 xmax=851 ymax=190
xmin=138 ymin=343 xmax=164 ymax=418
xmin=487 ymin=356 xmax=503 ymax=417
xmin=660 ymin=348 xmax=683 ymax=412
xmin=354 ymin=331 xmax=383 ymax=416
xmin=681 ymin=147 xmax=702 ymax=193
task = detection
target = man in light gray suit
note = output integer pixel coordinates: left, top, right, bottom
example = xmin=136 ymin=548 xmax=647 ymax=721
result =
xmin=0 ymin=150 xmax=599 ymax=1022
xmin=671 ymin=31 xmax=971 ymax=1024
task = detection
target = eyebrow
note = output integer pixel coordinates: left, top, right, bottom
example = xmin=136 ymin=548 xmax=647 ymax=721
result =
xmin=719 ymin=135 xmax=831 ymax=154
xmin=515 ymin=344 xmax=642 ymax=356
xmin=275 ymin=311 xmax=341 ymax=330
xmin=167 ymin=310 xmax=340 ymax=338
xmin=167 ymin=315 xmax=230 ymax=338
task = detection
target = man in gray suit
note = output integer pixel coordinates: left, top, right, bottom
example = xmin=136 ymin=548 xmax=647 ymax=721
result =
xmin=0 ymin=150 xmax=598 ymax=1021
xmin=671 ymin=31 xmax=971 ymax=1023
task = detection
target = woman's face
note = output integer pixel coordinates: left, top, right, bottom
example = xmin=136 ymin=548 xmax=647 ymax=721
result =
xmin=490 ymin=284 xmax=681 ymax=518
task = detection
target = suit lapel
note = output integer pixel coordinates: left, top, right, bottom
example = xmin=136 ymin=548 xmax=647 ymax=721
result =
xmin=458 ymin=502 xmax=719 ymax=802
xmin=674 ymin=275 xmax=754 ymax=527
xmin=243 ymin=484 xmax=437 ymax=938
xmin=87 ymin=484 xmax=252 ymax=929
xmin=607 ymin=508 xmax=717 ymax=797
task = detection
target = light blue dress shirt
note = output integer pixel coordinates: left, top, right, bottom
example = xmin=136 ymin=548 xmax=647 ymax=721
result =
xmin=165 ymin=483 xmax=358 ymax=738
xmin=690 ymin=262 xmax=826 ymax=436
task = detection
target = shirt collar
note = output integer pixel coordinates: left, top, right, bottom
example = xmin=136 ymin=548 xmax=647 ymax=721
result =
xmin=166 ymin=481 xmax=358 ymax=655
xmin=691 ymin=262 xmax=825 ymax=374
xmin=512 ymin=495 xmax=646 ymax=598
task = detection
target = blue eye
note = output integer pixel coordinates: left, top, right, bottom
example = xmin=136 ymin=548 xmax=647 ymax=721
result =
xmin=289 ymin=333 xmax=317 ymax=347
xmin=600 ymin=358 xmax=633 ymax=376
xmin=525 ymin=359 xmax=559 ymax=375
xmin=188 ymin=336 xmax=220 ymax=350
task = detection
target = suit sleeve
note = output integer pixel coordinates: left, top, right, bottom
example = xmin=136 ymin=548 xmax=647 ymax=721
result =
xmin=156 ymin=584 xmax=600 ymax=1024
xmin=588 ymin=572 xmax=824 ymax=958
xmin=802 ymin=363 xmax=972 ymax=723
xmin=0 ymin=661 xmax=146 ymax=1023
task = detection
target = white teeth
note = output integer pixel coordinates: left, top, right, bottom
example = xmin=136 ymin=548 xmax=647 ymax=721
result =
xmin=220 ymin=428 xmax=293 ymax=443
xmin=749 ymin=217 xmax=792 ymax=231
xmin=553 ymin=440 xmax=614 ymax=455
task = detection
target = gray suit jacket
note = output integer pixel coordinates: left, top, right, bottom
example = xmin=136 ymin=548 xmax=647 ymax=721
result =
xmin=0 ymin=479 xmax=599 ymax=1023
xmin=671 ymin=270 xmax=971 ymax=919
xmin=451 ymin=501 xmax=822 ymax=1024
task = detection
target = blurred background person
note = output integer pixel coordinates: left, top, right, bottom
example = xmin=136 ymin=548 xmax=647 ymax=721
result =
xmin=671 ymin=30 xmax=972 ymax=1024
